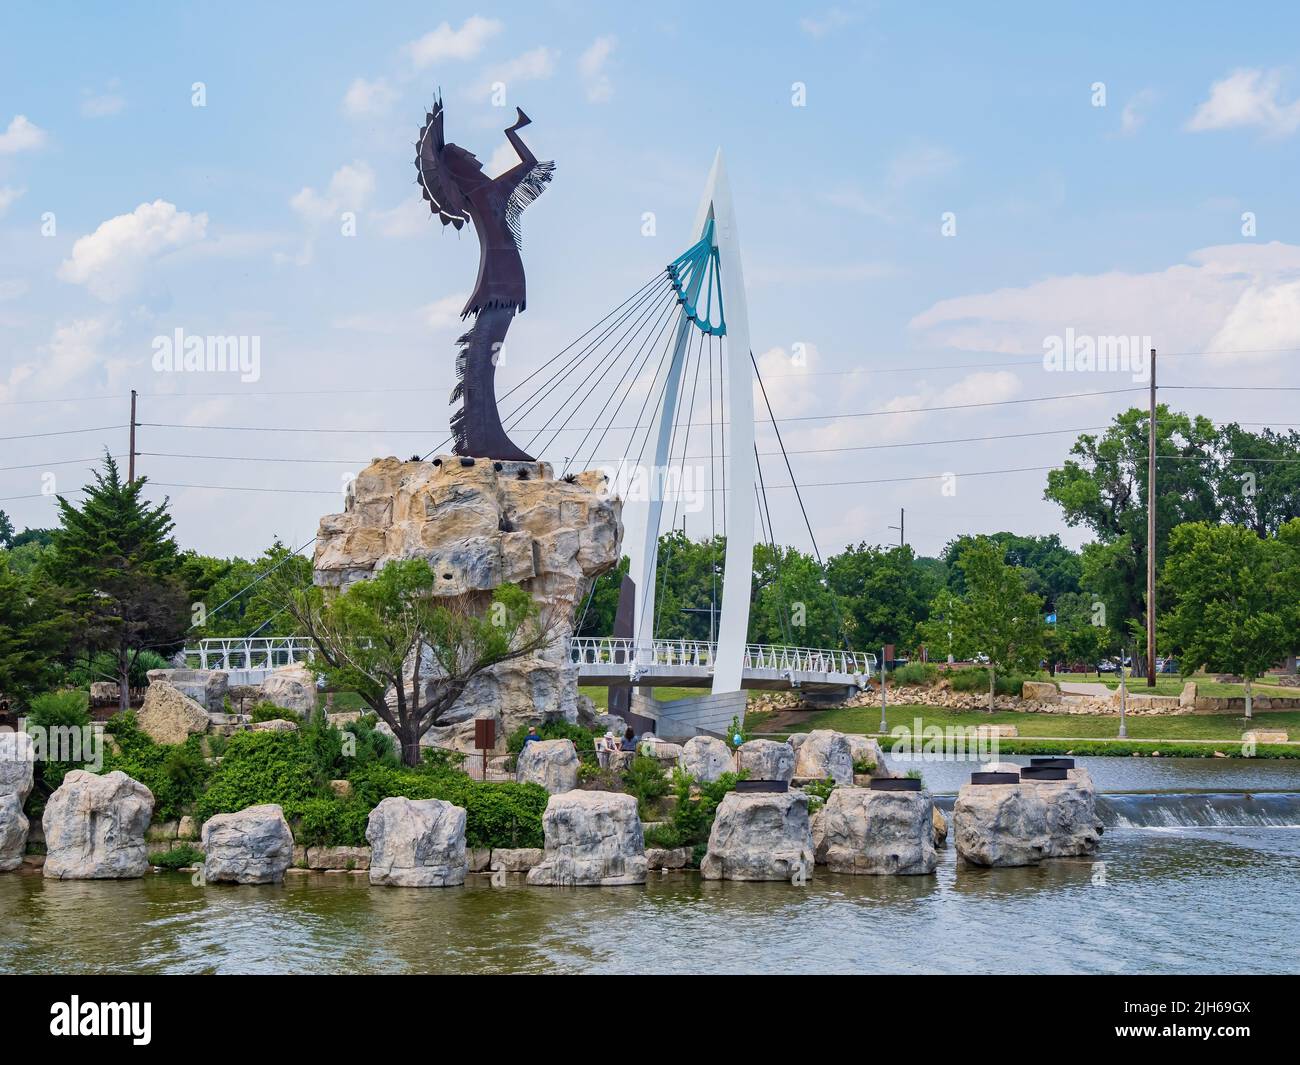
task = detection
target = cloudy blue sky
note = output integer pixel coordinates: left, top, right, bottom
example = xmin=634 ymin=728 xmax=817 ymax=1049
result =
xmin=2 ymin=1 xmax=1299 ymax=563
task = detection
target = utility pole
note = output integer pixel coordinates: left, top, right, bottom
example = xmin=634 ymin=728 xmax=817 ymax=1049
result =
xmin=1146 ymin=348 xmax=1157 ymax=687
xmin=128 ymin=389 xmax=138 ymax=484
xmin=888 ymin=507 xmax=905 ymax=548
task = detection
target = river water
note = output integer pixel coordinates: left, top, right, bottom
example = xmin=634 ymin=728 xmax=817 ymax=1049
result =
xmin=2 ymin=757 xmax=1298 ymax=975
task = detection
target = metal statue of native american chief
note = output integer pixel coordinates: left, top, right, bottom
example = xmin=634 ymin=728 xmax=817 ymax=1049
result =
xmin=416 ymin=96 xmax=554 ymax=461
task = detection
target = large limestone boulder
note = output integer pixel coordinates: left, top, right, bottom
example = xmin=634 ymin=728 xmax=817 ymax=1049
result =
xmin=258 ymin=664 xmax=317 ymax=717
xmin=516 ymin=738 xmax=580 ymax=794
xmin=313 ymin=456 xmax=622 ymax=750
xmin=678 ymin=736 xmax=734 ymax=783
xmin=814 ymin=787 xmax=937 ymax=875
xmin=639 ymin=736 xmax=684 ymax=769
xmin=0 ymin=732 xmax=35 ymax=872
xmin=366 ymin=796 xmax=467 ymax=887
xmin=137 ymin=680 xmax=210 ymax=745
xmin=42 ymin=770 xmax=154 ymax=879
xmin=953 ymin=783 xmax=1049 ymax=867
xmin=844 ymin=735 xmax=890 ymax=776
xmin=792 ymin=729 xmax=854 ymax=784
xmin=734 ymin=739 xmax=795 ymax=782
xmin=201 ymin=804 xmax=295 ymax=884
xmin=1025 ymin=776 xmax=1103 ymax=857
xmin=145 ymin=668 xmax=228 ymax=712
xmin=932 ymin=805 xmax=948 ymax=848
xmin=527 ymin=790 xmax=647 ymax=886
xmin=701 ymin=790 xmax=814 ymax=881
xmin=1021 ymin=680 xmax=1061 ymax=703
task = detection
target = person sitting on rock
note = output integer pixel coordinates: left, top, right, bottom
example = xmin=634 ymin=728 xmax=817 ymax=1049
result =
xmin=522 ymin=725 xmax=542 ymax=749
xmin=619 ymin=727 xmax=637 ymax=753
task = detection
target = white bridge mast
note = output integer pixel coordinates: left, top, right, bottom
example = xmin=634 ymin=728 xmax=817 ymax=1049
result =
xmin=625 ymin=149 xmax=756 ymax=696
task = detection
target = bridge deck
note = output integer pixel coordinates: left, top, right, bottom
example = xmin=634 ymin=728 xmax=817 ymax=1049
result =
xmin=181 ymin=636 xmax=875 ymax=693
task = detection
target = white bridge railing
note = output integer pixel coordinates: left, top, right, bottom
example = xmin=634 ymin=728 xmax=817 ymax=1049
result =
xmin=565 ymin=637 xmax=875 ymax=678
xmin=184 ymin=636 xmax=875 ymax=684
xmin=185 ymin=637 xmax=316 ymax=672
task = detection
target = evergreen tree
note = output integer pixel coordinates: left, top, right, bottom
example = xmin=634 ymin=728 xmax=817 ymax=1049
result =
xmin=0 ymin=555 xmax=72 ymax=706
xmin=45 ymin=454 xmax=190 ymax=711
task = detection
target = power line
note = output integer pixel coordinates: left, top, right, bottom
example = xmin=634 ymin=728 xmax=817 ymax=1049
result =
xmin=0 ymin=425 xmax=126 ymax=442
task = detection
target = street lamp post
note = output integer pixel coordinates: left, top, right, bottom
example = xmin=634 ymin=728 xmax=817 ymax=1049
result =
xmin=1118 ymin=646 xmax=1129 ymax=739
xmin=879 ymin=646 xmax=888 ymax=735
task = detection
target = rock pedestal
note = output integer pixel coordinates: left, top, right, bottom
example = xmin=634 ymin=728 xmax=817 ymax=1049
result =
xmin=526 ymin=791 xmax=647 ymax=886
xmin=137 ymin=680 xmax=211 ymax=745
xmin=366 ymin=796 xmax=467 ymax=887
xmin=678 ymin=736 xmax=734 ymax=783
xmin=734 ymin=739 xmax=795 ymax=782
xmin=515 ymin=738 xmax=580 ymax=794
xmin=201 ymin=804 xmax=295 ymax=884
xmin=313 ymin=456 xmax=622 ymax=751
xmin=953 ymin=783 xmax=1050 ymax=867
xmin=792 ymin=729 xmax=854 ymax=784
xmin=145 ymin=669 xmax=228 ymax=713
xmin=42 ymin=771 xmax=154 ymax=880
xmin=0 ymin=732 xmax=35 ymax=872
xmin=813 ymin=787 xmax=937 ymax=875
xmin=701 ymin=790 xmax=814 ymax=881
xmin=1027 ymin=771 xmax=1103 ymax=857
xmin=258 ymin=665 xmax=317 ymax=717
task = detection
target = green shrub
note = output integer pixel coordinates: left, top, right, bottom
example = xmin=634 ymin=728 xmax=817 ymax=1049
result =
xmin=948 ymin=667 xmax=989 ymax=692
xmin=651 ymin=768 xmax=743 ymax=855
xmin=100 ymin=713 xmax=210 ymax=821
xmin=149 ymin=845 xmax=203 ymax=870
xmin=195 ymin=731 xmax=319 ymax=824
xmin=250 ymin=702 xmax=300 ymax=724
xmin=621 ymin=755 xmax=669 ymax=819
xmin=27 ymin=689 xmax=90 ymax=730
xmin=345 ymin=713 xmax=398 ymax=768
xmin=804 ymin=777 xmax=836 ymax=812
xmin=996 ymin=672 xmax=1027 ymax=696
xmin=852 ymin=758 xmax=877 ymax=775
xmin=892 ymin=662 xmax=939 ymax=687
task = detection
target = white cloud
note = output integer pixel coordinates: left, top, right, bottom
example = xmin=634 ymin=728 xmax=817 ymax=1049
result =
xmin=331 ymin=293 xmax=466 ymax=333
xmin=485 ymin=140 xmax=520 ymax=178
xmin=374 ymin=195 xmax=429 ymax=238
xmin=57 ymin=200 xmax=208 ymax=302
xmin=1186 ymin=68 xmax=1300 ymax=137
xmin=342 ymin=77 xmax=398 ymax=118
xmin=0 ymin=317 xmax=115 ymax=403
xmin=81 ymin=84 xmax=126 ymax=118
xmin=290 ymin=161 xmax=375 ymax=224
xmin=0 ymin=185 xmax=24 ymax=217
xmin=578 ymin=36 xmax=616 ymax=103
xmin=405 ymin=16 xmax=503 ymax=67
xmin=477 ymin=47 xmax=557 ymax=98
xmin=885 ymin=143 xmax=956 ymax=188
xmin=0 ymin=114 xmax=48 ymax=154
xmin=1119 ymin=89 xmax=1155 ymax=136
xmin=0 ymin=279 xmax=28 ymax=301
xmin=909 ymin=241 xmax=1300 ymax=376
xmin=799 ymin=8 xmax=858 ymax=38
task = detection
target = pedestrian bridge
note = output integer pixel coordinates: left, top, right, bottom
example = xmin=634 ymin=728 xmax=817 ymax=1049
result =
xmin=182 ymin=636 xmax=875 ymax=694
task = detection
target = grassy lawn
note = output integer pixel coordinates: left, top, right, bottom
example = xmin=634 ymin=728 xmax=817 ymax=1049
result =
xmin=1053 ymin=672 xmax=1300 ymax=699
xmin=750 ymin=704 xmax=1300 ymax=743
xmin=579 ymin=685 xmax=767 ymax=710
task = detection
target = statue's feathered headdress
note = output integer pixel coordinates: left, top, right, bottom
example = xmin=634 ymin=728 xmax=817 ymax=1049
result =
xmin=415 ymin=95 xmax=470 ymax=230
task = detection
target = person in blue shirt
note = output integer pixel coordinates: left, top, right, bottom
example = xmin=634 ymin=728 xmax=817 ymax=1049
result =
xmin=522 ymin=725 xmax=541 ymax=748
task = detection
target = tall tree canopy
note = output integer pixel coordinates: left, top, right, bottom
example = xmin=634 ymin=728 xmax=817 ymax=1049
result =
xmin=826 ymin=543 xmax=941 ymax=653
xmin=44 ymin=455 xmax=191 ymax=710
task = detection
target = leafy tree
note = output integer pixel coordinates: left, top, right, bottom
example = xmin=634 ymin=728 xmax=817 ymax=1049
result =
xmin=1053 ymin=590 xmax=1116 ymax=674
xmin=1214 ymin=424 xmax=1300 ymax=536
xmin=920 ymin=539 xmax=1046 ymax=710
xmin=1162 ymin=521 xmax=1299 ymax=718
xmin=826 ymin=543 xmax=940 ymax=653
xmin=574 ymin=554 xmax=629 ymax=638
xmin=749 ymin=542 xmax=843 ymax=647
xmin=0 ymin=509 xmax=13 ymax=549
xmin=190 ymin=540 xmax=313 ymax=638
xmin=1046 ymin=406 xmax=1219 ymax=676
xmin=278 ymin=560 xmax=555 ymax=765
xmin=942 ymin=532 xmax=1081 ymax=610
xmin=44 ymin=455 xmax=190 ymax=711
xmin=0 ymin=555 xmax=72 ymax=706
